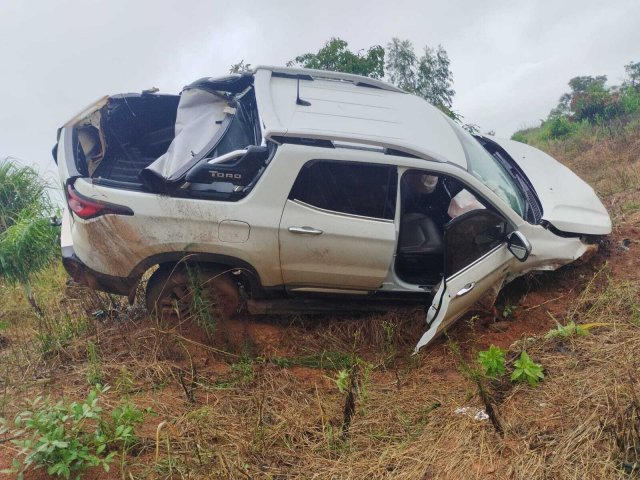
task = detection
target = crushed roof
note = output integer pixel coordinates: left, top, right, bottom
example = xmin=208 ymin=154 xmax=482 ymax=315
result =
xmin=254 ymin=66 xmax=467 ymax=168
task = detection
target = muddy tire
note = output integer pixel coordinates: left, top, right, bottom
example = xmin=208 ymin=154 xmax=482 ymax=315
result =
xmin=145 ymin=265 xmax=240 ymax=321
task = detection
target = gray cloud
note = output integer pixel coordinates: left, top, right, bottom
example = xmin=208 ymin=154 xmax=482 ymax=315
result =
xmin=1 ymin=0 xmax=638 ymax=180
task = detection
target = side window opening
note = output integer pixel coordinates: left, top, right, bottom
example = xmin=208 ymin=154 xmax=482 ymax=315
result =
xmin=289 ymin=161 xmax=397 ymax=220
xmin=395 ymin=170 xmax=510 ymax=286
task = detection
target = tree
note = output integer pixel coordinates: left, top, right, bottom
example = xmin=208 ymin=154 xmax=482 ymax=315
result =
xmin=229 ymin=60 xmax=252 ymax=74
xmin=385 ymin=38 xmax=417 ymax=91
xmin=0 ymin=158 xmax=58 ymax=316
xmin=567 ymin=75 xmax=608 ymax=95
xmin=416 ymin=45 xmax=455 ymax=109
xmin=568 ymin=76 xmax=612 ymax=123
xmin=287 ymin=38 xmax=385 ymax=79
xmin=624 ymin=61 xmax=640 ymax=89
xmin=386 ymin=38 xmax=455 ymax=114
xmin=550 ymin=75 xmax=614 ymax=123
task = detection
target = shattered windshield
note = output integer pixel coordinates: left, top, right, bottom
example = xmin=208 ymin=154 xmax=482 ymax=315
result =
xmin=446 ymin=119 xmax=526 ymax=217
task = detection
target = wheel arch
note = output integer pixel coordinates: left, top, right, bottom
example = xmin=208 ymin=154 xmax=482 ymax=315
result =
xmin=126 ymin=252 xmax=265 ymax=303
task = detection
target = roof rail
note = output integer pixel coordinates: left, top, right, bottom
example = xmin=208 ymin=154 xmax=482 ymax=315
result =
xmin=253 ymin=65 xmax=406 ymax=94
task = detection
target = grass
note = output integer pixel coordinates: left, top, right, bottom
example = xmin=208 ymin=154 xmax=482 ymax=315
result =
xmin=2 ymin=263 xmax=637 ymax=478
xmin=0 ymin=127 xmax=638 ymax=477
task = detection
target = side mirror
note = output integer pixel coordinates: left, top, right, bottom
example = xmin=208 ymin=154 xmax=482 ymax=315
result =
xmin=507 ymin=231 xmax=532 ymax=262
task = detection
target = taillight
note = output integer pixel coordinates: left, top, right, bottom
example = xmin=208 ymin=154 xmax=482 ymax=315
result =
xmin=66 ymin=184 xmax=133 ymax=220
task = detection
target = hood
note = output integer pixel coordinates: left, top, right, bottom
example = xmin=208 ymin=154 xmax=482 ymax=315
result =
xmin=487 ymin=137 xmax=611 ymax=235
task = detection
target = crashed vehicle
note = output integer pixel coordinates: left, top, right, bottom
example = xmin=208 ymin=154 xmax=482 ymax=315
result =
xmin=53 ymin=66 xmax=611 ymax=350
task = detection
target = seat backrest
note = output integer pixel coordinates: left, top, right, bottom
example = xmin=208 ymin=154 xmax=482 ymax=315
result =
xmin=399 ymin=215 xmax=443 ymax=255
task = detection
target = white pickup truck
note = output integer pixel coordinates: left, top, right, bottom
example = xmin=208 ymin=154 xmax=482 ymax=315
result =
xmin=53 ymin=66 xmax=610 ymax=349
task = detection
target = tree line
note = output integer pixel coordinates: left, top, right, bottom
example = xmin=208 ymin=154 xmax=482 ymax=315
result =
xmin=515 ymin=61 xmax=640 ymax=141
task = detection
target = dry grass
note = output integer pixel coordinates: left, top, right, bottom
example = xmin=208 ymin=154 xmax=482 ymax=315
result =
xmin=528 ymin=117 xmax=640 ymax=224
xmin=0 ymin=126 xmax=639 ymax=478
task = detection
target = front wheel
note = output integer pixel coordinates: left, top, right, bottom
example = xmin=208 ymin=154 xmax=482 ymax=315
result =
xmin=145 ymin=264 xmax=240 ymax=321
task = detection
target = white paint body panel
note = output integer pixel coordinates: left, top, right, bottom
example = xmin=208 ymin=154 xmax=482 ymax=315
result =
xmin=489 ymin=137 xmax=612 ymax=235
xmin=279 ymin=199 xmax=396 ymax=289
xmin=254 ymin=68 xmax=467 ymax=167
xmin=416 ymin=245 xmax=514 ymax=351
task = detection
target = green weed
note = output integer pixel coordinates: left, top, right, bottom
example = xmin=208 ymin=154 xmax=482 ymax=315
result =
xmin=115 ymin=367 xmax=135 ymax=396
xmin=501 ymin=304 xmax=516 ymax=319
xmin=185 ymin=265 xmax=217 ymax=339
xmin=448 ymin=338 xmax=503 ymax=434
xmin=545 ymin=321 xmax=589 ymax=340
xmin=230 ymin=354 xmax=254 ymax=385
xmin=477 ymin=345 xmax=506 ymax=378
xmin=334 ymin=369 xmax=350 ymax=393
xmin=36 ymin=314 xmax=88 ymax=356
xmin=2 ymin=385 xmax=146 ymax=479
xmin=511 ymin=352 xmax=544 ymax=387
xmin=382 ymin=320 xmax=397 ymax=366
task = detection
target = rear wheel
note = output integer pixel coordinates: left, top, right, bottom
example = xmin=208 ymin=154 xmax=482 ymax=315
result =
xmin=145 ymin=265 xmax=240 ymax=321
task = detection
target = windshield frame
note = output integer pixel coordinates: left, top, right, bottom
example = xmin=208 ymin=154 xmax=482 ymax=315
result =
xmin=445 ymin=119 xmax=528 ymax=219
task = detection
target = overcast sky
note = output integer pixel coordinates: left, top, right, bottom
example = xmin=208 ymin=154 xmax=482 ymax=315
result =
xmin=1 ymin=0 xmax=638 ymax=182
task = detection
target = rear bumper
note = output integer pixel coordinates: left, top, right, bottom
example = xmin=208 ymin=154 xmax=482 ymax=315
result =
xmin=62 ymin=245 xmax=136 ymax=296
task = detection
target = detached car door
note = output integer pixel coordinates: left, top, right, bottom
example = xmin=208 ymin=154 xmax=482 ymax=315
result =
xmin=415 ymin=209 xmax=519 ymax=351
xmin=279 ymin=160 xmax=397 ymax=291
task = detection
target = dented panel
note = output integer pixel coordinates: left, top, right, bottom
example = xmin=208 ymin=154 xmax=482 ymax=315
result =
xmin=54 ymin=67 xmax=610 ymax=340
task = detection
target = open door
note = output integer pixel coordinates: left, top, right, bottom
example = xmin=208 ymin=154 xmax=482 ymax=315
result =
xmin=415 ymin=209 xmax=521 ymax=351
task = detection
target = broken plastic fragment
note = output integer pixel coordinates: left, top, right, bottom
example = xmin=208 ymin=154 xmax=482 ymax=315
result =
xmin=454 ymin=407 xmax=489 ymax=421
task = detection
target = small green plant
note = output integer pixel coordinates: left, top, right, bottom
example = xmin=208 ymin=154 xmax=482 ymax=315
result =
xmin=382 ymin=320 xmax=396 ymax=365
xmin=115 ymin=367 xmax=135 ymax=396
xmin=332 ymin=358 xmax=372 ymax=400
xmin=185 ymin=265 xmax=217 ymax=339
xmin=511 ymin=352 xmax=544 ymax=387
xmin=231 ymin=355 xmax=254 ymax=384
xmin=544 ymin=321 xmax=589 ymax=340
xmin=334 ymin=369 xmax=350 ymax=394
xmin=477 ymin=345 xmax=506 ymax=378
xmin=2 ymin=385 xmax=145 ymax=479
xmin=105 ymin=402 xmax=146 ymax=449
xmin=448 ymin=338 xmax=503 ymax=434
xmin=501 ymin=304 xmax=516 ymax=319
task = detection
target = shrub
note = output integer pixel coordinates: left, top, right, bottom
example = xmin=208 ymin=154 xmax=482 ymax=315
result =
xmin=621 ymin=86 xmax=640 ymax=114
xmin=545 ymin=115 xmax=575 ymax=139
xmin=2 ymin=385 xmax=145 ymax=479
xmin=571 ymin=81 xmax=611 ymax=123
xmin=510 ymin=131 xmax=529 ymax=143
xmin=0 ymin=158 xmax=59 ymax=316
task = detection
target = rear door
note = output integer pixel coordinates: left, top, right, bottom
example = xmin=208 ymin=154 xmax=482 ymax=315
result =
xmin=415 ymin=209 xmax=516 ymax=350
xmin=279 ymin=160 xmax=397 ymax=291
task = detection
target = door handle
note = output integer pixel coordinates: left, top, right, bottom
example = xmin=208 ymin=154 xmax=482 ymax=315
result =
xmin=456 ymin=282 xmax=476 ymax=297
xmin=288 ymin=226 xmax=324 ymax=235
